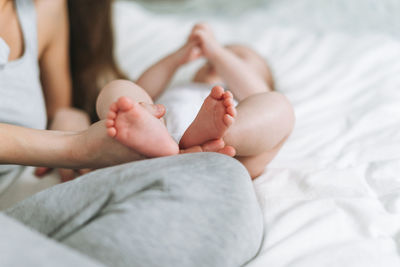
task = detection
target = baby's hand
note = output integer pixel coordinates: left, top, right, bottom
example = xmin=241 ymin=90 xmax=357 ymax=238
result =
xmin=189 ymin=23 xmax=222 ymax=60
xmin=176 ymin=40 xmax=202 ymax=65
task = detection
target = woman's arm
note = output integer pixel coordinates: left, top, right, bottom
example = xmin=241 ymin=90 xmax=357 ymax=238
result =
xmin=0 ymin=123 xmax=78 ymax=168
xmin=0 ymin=121 xmax=144 ymax=170
xmin=35 ymin=0 xmax=91 ymax=179
xmin=0 ymin=122 xmax=234 ymax=169
xmin=36 ymin=0 xmax=90 ymax=130
xmin=33 ymin=107 xmax=91 ymax=181
xmin=37 ymin=0 xmax=71 ymax=120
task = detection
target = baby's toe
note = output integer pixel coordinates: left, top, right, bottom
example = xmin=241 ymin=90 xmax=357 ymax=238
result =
xmin=117 ymin=97 xmax=134 ymax=111
xmin=210 ymin=86 xmax=224 ymax=100
xmin=107 ymin=111 xmax=117 ymax=120
xmin=109 ymin=102 xmax=118 ymax=112
xmin=226 ymin=106 xmax=237 ymax=117
xmin=224 ymin=98 xmax=234 ymax=107
xmin=107 ymin=127 xmax=117 ymax=138
xmin=223 ymin=91 xmax=233 ymax=100
xmin=106 ymin=119 xmax=115 ymax=128
xmin=223 ymin=114 xmax=234 ymax=127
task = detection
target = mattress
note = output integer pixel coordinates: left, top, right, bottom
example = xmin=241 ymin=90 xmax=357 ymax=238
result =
xmin=112 ymin=0 xmax=400 ymax=266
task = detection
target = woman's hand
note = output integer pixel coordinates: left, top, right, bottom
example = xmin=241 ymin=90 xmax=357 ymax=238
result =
xmin=34 ymin=107 xmax=92 ymax=182
xmin=180 ymin=139 xmax=236 ymax=157
xmin=35 ymin=167 xmax=91 ymax=183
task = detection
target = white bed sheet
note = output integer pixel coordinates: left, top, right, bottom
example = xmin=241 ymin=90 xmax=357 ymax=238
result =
xmin=112 ymin=1 xmax=400 ymax=266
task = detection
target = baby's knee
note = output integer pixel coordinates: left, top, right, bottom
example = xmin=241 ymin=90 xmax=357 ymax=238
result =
xmin=275 ymin=92 xmax=296 ymax=133
xmin=97 ymin=80 xmax=132 ymax=103
xmin=110 ymin=80 xmax=152 ymax=103
xmin=53 ymin=107 xmax=90 ymax=123
xmin=104 ymin=79 xmax=136 ymax=88
xmin=96 ymin=80 xmax=153 ymax=117
xmin=100 ymin=80 xmax=145 ymax=97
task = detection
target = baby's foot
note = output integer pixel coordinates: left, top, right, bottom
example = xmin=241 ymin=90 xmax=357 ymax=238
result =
xmin=106 ymin=97 xmax=178 ymax=157
xmin=179 ymin=86 xmax=236 ymax=149
xmin=138 ymin=102 xmax=166 ymax=119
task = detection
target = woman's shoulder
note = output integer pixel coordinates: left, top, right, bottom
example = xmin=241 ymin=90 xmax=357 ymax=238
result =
xmin=34 ymin=0 xmax=68 ymax=58
xmin=34 ymin=0 xmax=66 ymax=20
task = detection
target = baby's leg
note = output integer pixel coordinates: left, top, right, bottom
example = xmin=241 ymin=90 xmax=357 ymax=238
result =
xmin=224 ymin=92 xmax=295 ymax=178
xmin=96 ymin=80 xmax=179 ymax=157
xmin=96 ymin=80 xmax=158 ymax=120
xmin=179 ymin=85 xmax=294 ymax=178
xmin=179 ymin=86 xmax=236 ymax=150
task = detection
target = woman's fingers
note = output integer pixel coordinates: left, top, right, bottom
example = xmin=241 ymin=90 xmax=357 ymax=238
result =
xmin=34 ymin=167 xmax=52 ymax=178
xmin=180 ymin=146 xmax=203 ymax=154
xmin=35 ymin=166 xmax=91 ymax=181
xmin=59 ymin=169 xmax=78 ymax=183
xmin=35 ymin=167 xmax=78 ymax=181
xmin=179 ymin=139 xmax=236 ymax=157
xmin=59 ymin=168 xmax=92 ymax=183
xmin=200 ymin=139 xmax=225 ymax=152
xmin=78 ymin=168 xmax=92 ymax=175
xmin=217 ymin=146 xmax=236 ymax=157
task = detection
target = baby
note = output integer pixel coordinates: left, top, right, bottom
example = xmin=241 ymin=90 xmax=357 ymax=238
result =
xmin=96 ymin=23 xmax=295 ymax=178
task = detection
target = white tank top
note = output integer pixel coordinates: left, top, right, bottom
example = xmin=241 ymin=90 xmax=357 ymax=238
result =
xmin=0 ymin=0 xmax=47 ymax=195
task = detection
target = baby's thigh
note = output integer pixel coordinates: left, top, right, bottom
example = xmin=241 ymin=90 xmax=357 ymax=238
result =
xmin=236 ymin=136 xmax=287 ymax=179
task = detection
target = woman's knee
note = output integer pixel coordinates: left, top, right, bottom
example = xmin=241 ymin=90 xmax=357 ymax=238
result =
xmin=168 ymin=153 xmax=264 ymax=266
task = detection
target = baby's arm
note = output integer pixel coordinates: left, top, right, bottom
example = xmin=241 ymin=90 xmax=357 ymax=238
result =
xmin=136 ymin=41 xmax=201 ymax=100
xmin=190 ymin=24 xmax=269 ymax=100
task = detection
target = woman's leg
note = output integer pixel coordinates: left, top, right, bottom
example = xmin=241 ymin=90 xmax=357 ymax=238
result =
xmin=4 ymin=153 xmax=264 ymax=267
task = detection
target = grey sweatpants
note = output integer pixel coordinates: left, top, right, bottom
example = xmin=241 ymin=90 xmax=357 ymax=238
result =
xmin=4 ymin=153 xmax=264 ymax=267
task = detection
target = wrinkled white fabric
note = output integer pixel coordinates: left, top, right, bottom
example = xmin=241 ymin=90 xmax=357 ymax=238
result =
xmin=113 ymin=1 xmax=400 ymax=266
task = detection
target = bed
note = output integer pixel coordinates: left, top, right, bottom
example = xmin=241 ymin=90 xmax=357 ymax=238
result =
xmin=112 ymin=0 xmax=400 ymax=266
xmin=2 ymin=0 xmax=399 ymax=266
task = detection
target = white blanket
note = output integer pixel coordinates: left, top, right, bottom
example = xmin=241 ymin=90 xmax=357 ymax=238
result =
xmin=113 ymin=1 xmax=400 ymax=266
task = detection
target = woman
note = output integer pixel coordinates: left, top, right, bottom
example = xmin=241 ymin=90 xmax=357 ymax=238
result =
xmin=0 ymin=0 xmax=263 ymax=266
xmin=0 ymin=0 xmax=136 ymax=182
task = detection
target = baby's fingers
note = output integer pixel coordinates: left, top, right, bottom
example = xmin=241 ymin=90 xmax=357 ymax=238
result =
xmin=188 ymin=46 xmax=203 ymax=61
xmin=189 ymin=29 xmax=206 ymax=43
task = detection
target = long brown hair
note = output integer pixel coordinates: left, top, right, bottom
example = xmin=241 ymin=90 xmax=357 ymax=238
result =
xmin=68 ymin=0 xmax=127 ymax=121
